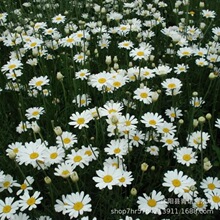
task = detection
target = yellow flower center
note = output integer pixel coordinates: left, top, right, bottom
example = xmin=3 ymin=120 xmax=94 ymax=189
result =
xmin=80 ymin=99 xmax=86 ymax=105
xmin=77 ymin=55 xmax=84 ymax=60
xmin=120 ymin=26 xmax=127 ymax=31
xmin=140 ymin=92 xmax=148 ymax=98
xmin=112 ymin=163 xmax=118 ymax=168
xmin=8 ymin=64 xmax=16 ymax=70
xmin=13 ymin=148 xmax=19 ymax=154
xmin=73 ymin=202 xmax=84 ymax=211
xmin=163 ymin=128 xmax=170 ymax=133
xmin=103 ymin=175 xmax=113 ymax=183
xmin=77 ymin=118 xmax=85 ymax=125
xmin=119 ymin=177 xmax=125 ymax=183
xmin=63 ymin=137 xmax=71 ymax=144
xmin=183 ymin=154 xmax=191 ymax=161
xmin=35 ymin=80 xmax=43 ymax=87
xmin=32 ymin=111 xmax=39 ymax=116
xmin=208 ymin=183 xmax=216 ymax=190
xmin=137 ymin=51 xmax=144 ymax=56
xmin=198 ymin=52 xmax=204 ymax=56
xmin=3 ymin=181 xmax=10 ymax=188
xmin=98 ymin=78 xmax=106 ymax=84
xmin=166 ymin=139 xmax=173 ymax=145
xmin=3 ymin=205 xmax=12 ymax=213
xmin=85 ymin=150 xmax=92 ymax=156
xmin=73 ymin=155 xmax=82 ymax=162
xmin=196 ymin=201 xmax=204 ymax=208
xmin=27 ymin=197 xmax=36 ymax=206
xmin=183 ymin=187 xmax=190 ymax=193
xmin=170 ymin=113 xmax=176 ymax=118
xmin=67 ymin=38 xmax=74 ymax=43
xmin=114 ymin=148 xmax=121 ymax=154
xmin=182 ymin=51 xmax=190 ymax=56
xmin=80 ymin=72 xmax=85 ymax=77
xmin=147 ymin=199 xmax=157 ymax=207
xmin=168 ymin=83 xmax=176 ymax=89
xmin=113 ymin=81 xmax=121 ymax=88
xmin=30 ymin=42 xmax=37 ymax=47
xmin=125 ymin=120 xmax=131 ymax=126
xmin=50 ymin=152 xmax=58 ymax=159
xmin=77 ymin=33 xmax=83 ymax=38
xmin=189 ymin=11 xmax=195 ymax=15
xmin=62 ymin=170 xmax=70 ymax=176
xmin=21 ymin=183 xmax=27 ymax=190
xmin=172 ymin=179 xmax=181 ymax=187
xmin=194 ymin=101 xmax=200 ymax=107
xmin=149 ymin=120 xmax=156 ymax=125
xmin=212 ymin=195 xmax=220 ymax=203
xmin=133 ymin=135 xmax=140 ymax=141
xmin=30 ymin=152 xmax=39 ymax=159
xmin=143 ymin=71 xmax=150 ymax=76
xmin=108 ymin=109 xmax=117 ymax=114
xmin=123 ymin=42 xmax=129 ymax=47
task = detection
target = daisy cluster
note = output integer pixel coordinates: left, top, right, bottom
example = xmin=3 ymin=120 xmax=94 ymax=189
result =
xmin=0 ymin=0 xmax=220 ymax=219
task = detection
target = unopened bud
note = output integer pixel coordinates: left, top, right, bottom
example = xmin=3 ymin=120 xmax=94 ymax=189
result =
xmin=113 ymin=63 xmax=119 ymax=70
xmin=204 ymin=161 xmax=212 ymax=171
xmin=44 ymin=176 xmax=52 ymax=184
xmin=130 ymin=188 xmax=137 ymax=196
xmin=70 ymin=171 xmax=79 ymax=182
xmin=113 ymin=56 xmax=118 ymax=63
xmin=141 ymin=162 xmax=149 ymax=172
xmin=203 ymin=157 xmax=209 ymax=163
xmin=152 ymin=92 xmax=159 ymax=102
xmin=206 ymin=113 xmax=212 ymax=120
xmin=8 ymin=151 xmax=16 ymax=160
xmin=193 ymin=119 xmax=199 ymax=127
xmin=178 ymin=119 xmax=184 ymax=125
xmin=111 ymin=115 xmax=118 ymax=125
xmin=198 ymin=116 xmax=206 ymax=124
xmin=57 ymin=72 xmax=64 ymax=81
xmin=32 ymin=122 xmax=40 ymax=133
xmin=209 ymin=72 xmax=218 ymax=79
xmin=151 ymin=165 xmax=155 ymax=171
xmin=54 ymin=126 xmax=63 ymax=136
xmin=105 ymin=56 xmax=112 ymax=65
xmin=199 ymin=2 xmax=205 ymax=7
xmin=192 ymin=91 xmax=198 ymax=97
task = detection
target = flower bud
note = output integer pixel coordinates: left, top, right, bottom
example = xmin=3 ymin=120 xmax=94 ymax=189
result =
xmin=152 ymin=92 xmax=159 ymax=102
xmin=70 ymin=171 xmax=79 ymax=182
xmin=113 ymin=56 xmax=118 ymax=63
xmin=193 ymin=119 xmax=199 ymax=127
xmin=141 ymin=162 xmax=149 ymax=172
xmin=32 ymin=122 xmax=40 ymax=133
xmin=206 ymin=113 xmax=212 ymax=120
xmin=44 ymin=176 xmax=52 ymax=184
xmin=151 ymin=166 xmax=155 ymax=171
xmin=204 ymin=161 xmax=212 ymax=171
xmin=57 ymin=72 xmax=64 ymax=81
xmin=198 ymin=116 xmax=206 ymax=124
xmin=178 ymin=119 xmax=184 ymax=125
xmin=111 ymin=115 xmax=119 ymax=125
xmin=192 ymin=91 xmax=198 ymax=97
xmin=209 ymin=72 xmax=218 ymax=79
xmin=199 ymin=2 xmax=205 ymax=8
xmin=8 ymin=151 xmax=16 ymax=160
xmin=130 ymin=188 xmax=137 ymax=196
xmin=203 ymin=157 xmax=209 ymax=163
xmin=105 ymin=56 xmax=112 ymax=65
xmin=54 ymin=126 xmax=63 ymax=136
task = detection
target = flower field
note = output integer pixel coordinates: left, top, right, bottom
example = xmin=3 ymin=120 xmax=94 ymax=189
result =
xmin=0 ymin=0 xmax=220 ymax=219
